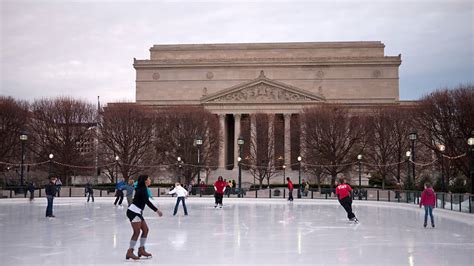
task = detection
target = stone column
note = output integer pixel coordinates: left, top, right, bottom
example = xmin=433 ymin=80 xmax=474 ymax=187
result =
xmin=218 ymin=114 xmax=226 ymax=169
xmin=284 ymin=113 xmax=291 ymax=166
xmin=234 ymin=114 xmax=242 ymax=168
xmin=250 ymin=114 xmax=257 ymax=160
xmin=299 ymin=114 xmax=306 ymax=159
xmin=268 ymin=114 xmax=275 ymax=166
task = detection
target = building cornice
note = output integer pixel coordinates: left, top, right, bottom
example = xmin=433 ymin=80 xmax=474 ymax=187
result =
xmin=134 ymin=56 xmax=401 ymax=69
xmin=149 ymin=41 xmax=385 ymax=51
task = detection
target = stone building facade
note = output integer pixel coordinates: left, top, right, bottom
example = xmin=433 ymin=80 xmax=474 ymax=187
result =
xmin=133 ymin=42 xmax=402 ymax=183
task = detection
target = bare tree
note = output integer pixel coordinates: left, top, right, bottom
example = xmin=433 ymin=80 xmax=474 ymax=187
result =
xmin=415 ymin=85 xmax=474 ymax=189
xmin=100 ymin=103 xmax=154 ymax=181
xmin=0 ymin=97 xmax=30 ymax=167
xmin=247 ymin=114 xmax=279 ymax=189
xmin=365 ymin=107 xmax=409 ymax=189
xmin=29 ymin=97 xmax=96 ymax=184
xmin=153 ymin=106 xmax=219 ymax=185
xmin=302 ymin=105 xmax=365 ymax=186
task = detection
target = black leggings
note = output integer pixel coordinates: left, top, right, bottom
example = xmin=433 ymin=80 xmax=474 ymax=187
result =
xmin=214 ymin=193 xmax=223 ymax=205
xmin=339 ymin=196 xmax=356 ymax=220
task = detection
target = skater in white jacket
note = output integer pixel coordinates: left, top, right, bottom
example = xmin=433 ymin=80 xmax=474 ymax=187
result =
xmin=168 ymin=183 xmax=188 ymax=216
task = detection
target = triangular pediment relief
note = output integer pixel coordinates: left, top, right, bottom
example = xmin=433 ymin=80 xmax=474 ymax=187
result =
xmin=201 ymin=71 xmax=325 ymax=104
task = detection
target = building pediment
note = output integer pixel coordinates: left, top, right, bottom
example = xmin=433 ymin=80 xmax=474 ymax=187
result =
xmin=201 ymin=71 xmax=325 ymax=104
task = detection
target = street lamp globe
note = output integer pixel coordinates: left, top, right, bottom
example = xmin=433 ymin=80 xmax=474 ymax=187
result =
xmin=49 ymin=153 xmax=54 ymax=159
xmin=357 ymin=154 xmax=363 ymax=160
xmin=406 ymin=151 xmax=411 ymax=157
xmin=437 ymin=144 xmax=446 ymax=152
xmin=297 ymin=156 xmax=302 ymax=162
xmin=468 ymin=137 xmax=474 ymax=146
xmin=19 ymin=133 xmax=28 ymax=141
xmin=115 ymin=155 xmax=120 ymax=161
xmin=177 ymin=156 xmax=181 ymax=162
xmin=282 ymin=164 xmax=286 ymax=169
xmin=237 ymin=136 xmax=245 ymax=146
xmin=195 ymin=135 xmax=203 ymax=146
xmin=237 ymin=156 xmax=242 ymax=162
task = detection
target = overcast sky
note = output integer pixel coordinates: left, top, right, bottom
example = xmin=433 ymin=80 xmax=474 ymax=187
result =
xmin=1 ymin=0 xmax=473 ymax=105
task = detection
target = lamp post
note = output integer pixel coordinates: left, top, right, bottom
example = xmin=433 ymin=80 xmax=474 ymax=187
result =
xmin=237 ymin=136 xmax=244 ymax=198
xmin=468 ymin=137 xmax=474 ymax=199
xmin=409 ymin=132 xmax=417 ymax=183
xmin=48 ymin=153 xmax=54 ymax=178
xmin=282 ymin=164 xmax=286 ymax=185
xmin=194 ymin=136 xmax=203 ymax=188
xmin=297 ymin=156 xmax=302 ymax=198
xmin=406 ymin=151 xmax=412 ymax=190
xmin=177 ymin=156 xmax=183 ymax=183
xmin=357 ymin=154 xmax=363 ymax=200
xmin=114 ymin=155 xmax=119 ymax=184
xmin=437 ymin=144 xmax=446 ymax=192
xmin=19 ymin=132 xmax=28 ymax=189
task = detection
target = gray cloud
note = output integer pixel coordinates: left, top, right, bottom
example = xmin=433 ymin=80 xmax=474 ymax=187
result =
xmin=1 ymin=0 xmax=473 ymax=104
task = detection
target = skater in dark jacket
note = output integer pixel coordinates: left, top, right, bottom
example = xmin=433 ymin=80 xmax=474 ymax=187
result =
xmin=335 ymin=178 xmax=358 ymax=223
xmin=45 ymin=176 xmax=57 ymax=217
xmin=85 ymin=182 xmax=94 ymax=202
xmin=28 ymin=182 xmax=35 ymax=201
xmin=125 ymin=175 xmax=163 ymax=260
xmin=419 ymin=182 xmax=436 ymax=228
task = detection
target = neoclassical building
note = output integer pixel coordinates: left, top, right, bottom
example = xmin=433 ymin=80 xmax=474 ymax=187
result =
xmin=133 ymin=42 xmax=402 ymax=181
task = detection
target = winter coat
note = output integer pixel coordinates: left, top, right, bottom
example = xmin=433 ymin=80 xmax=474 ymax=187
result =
xmin=420 ymin=188 xmax=436 ymax=207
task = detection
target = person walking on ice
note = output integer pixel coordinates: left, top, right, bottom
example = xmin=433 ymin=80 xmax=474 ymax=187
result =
xmin=125 ymin=175 xmax=163 ymax=260
xmin=335 ymin=178 xmax=358 ymax=223
xmin=168 ymin=182 xmax=188 ymax=216
xmin=214 ymin=176 xmax=227 ymax=208
xmin=419 ymin=182 xmax=436 ymax=228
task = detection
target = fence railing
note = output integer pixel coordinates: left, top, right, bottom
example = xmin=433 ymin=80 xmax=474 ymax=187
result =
xmin=2 ymin=186 xmax=472 ymax=214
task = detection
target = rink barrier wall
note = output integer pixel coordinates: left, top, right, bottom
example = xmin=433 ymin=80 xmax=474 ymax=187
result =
xmin=1 ymin=185 xmax=473 ymax=214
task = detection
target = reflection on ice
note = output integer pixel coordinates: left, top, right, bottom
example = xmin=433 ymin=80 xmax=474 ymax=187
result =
xmin=0 ymin=197 xmax=473 ymax=265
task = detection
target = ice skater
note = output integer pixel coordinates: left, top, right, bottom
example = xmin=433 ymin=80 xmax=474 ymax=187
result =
xmin=335 ymin=178 xmax=358 ymax=223
xmin=85 ymin=182 xmax=94 ymax=202
xmin=126 ymin=175 xmax=163 ymax=260
xmin=419 ymin=182 xmax=436 ymax=228
xmin=168 ymin=182 xmax=188 ymax=216
xmin=214 ymin=176 xmax=227 ymax=208
xmin=287 ymin=177 xmax=294 ymax=201
xmin=114 ymin=178 xmax=125 ymax=206
xmin=125 ymin=178 xmax=135 ymax=206
xmin=27 ymin=182 xmax=35 ymax=201
xmin=45 ymin=176 xmax=57 ymax=218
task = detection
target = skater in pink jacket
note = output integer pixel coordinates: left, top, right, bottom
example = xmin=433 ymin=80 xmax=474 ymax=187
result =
xmin=419 ymin=182 xmax=436 ymax=228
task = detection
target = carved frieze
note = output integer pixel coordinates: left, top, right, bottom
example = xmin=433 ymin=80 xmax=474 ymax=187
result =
xmin=208 ymin=83 xmax=315 ymax=103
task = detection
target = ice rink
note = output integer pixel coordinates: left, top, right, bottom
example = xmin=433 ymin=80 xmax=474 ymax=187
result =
xmin=0 ymin=197 xmax=473 ymax=265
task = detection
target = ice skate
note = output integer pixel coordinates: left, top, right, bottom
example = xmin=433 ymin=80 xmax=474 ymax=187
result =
xmin=126 ymin=248 xmax=140 ymax=260
xmin=219 ymin=204 xmax=223 ymax=208
xmin=424 ymin=222 xmax=427 ymax=228
xmin=431 ymin=222 xmax=435 ymax=228
xmin=138 ymin=246 xmax=152 ymax=258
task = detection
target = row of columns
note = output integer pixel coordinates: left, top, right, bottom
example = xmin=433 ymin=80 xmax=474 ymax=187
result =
xmin=218 ymin=113 xmax=300 ymax=169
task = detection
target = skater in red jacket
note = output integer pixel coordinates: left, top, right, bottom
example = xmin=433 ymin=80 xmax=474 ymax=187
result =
xmin=419 ymin=182 xmax=436 ymax=228
xmin=214 ymin=176 xmax=227 ymax=208
xmin=287 ymin=177 xmax=294 ymax=201
xmin=335 ymin=178 xmax=358 ymax=223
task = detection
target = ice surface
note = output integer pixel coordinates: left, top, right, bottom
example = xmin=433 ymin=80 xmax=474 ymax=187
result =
xmin=0 ymin=197 xmax=473 ymax=265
